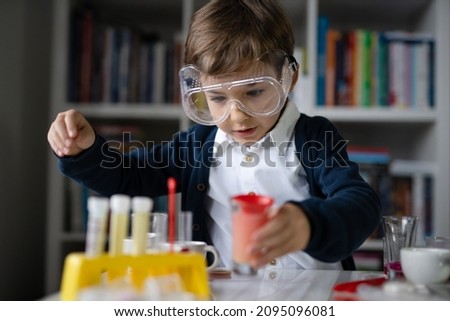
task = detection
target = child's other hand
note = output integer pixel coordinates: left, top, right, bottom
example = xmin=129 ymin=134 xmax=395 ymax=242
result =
xmin=47 ymin=109 xmax=95 ymax=157
xmin=249 ymin=202 xmax=311 ymax=268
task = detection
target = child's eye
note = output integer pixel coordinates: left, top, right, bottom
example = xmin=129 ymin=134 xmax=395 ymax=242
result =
xmin=246 ymin=89 xmax=264 ymax=97
xmin=209 ymin=95 xmax=227 ymax=103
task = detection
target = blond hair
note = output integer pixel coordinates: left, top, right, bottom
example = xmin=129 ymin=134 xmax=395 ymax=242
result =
xmin=184 ymin=0 xmax=295 ymax=75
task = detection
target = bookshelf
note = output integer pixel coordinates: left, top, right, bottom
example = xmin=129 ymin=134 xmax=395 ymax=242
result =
xmin=293 ymin=0 xmax=450 ymax=270
xmin=46 ymin=0 xmax=450 ymax=293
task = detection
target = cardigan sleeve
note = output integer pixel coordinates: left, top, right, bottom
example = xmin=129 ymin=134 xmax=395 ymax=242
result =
xmin=291 ymin=114 xmax=381 ymax=262
xmin=56 ymin=125 xmax=216 ymax=198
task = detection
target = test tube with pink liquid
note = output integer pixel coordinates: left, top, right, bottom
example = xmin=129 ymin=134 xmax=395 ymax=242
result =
xmin=232 ymin=194 xmax=274 ymax=275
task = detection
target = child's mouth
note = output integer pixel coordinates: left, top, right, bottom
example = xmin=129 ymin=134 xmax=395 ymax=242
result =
xmin=234 ymin=127 xmax=256 ymax=138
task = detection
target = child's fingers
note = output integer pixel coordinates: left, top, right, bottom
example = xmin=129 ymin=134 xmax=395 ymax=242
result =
xmin=48 ymin=120 xmax=69 ymax=155
xmin=63 ymin=109 xmax=83 ymax=138
xmin=249 ymin=232 xmax=298 ymax=268
xmin=248 ymin=203 xmax=311 ymax=267
xmin=48 ymin=110 xmax=87 ymax=156
xmin=250 ymin=220 xmax=292 ymax=255
xmin=248 ymin=216 xmax=292 ymax=266
xmin=47 ymin=132 xmax=64 ymax=157
xmin=252 ymin=208 xmax=287 ymax=243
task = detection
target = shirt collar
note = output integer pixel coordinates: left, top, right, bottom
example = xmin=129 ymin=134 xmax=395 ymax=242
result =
xmin=269 ymin=99 xmax=300 ymax=151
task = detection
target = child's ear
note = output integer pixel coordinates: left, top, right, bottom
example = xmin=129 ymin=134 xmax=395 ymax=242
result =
xmin=289 ymin=69 xmax=299 ymax=92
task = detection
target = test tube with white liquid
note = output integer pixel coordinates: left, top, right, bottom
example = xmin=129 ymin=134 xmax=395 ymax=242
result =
xmin=85 ymin=196 xmax=109 ymax=257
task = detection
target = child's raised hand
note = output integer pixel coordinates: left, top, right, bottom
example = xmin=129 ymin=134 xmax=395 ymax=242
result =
xmin=248 ymin=202 xmax=311 ymax=268
xmin=47 ymin=109 xmax=95 ymax=157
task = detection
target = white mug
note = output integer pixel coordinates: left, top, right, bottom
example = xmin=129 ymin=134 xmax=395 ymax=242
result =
xmin=160 ymin=241 xmax=221 ymax=271
xmin=400 ymin=247 xmax=450 ymax=285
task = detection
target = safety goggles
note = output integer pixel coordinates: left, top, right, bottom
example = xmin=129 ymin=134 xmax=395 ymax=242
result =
xmin=179 ymin=50 xmax=298 ymax=125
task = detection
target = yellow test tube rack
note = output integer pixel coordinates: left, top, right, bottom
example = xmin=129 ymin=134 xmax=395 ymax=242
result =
xmin=60 ymin=252 xmax=210 ymax=300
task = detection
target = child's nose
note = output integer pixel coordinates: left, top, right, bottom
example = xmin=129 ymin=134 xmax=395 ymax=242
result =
xmin=229 ymin=102 xmax=250 ymax=122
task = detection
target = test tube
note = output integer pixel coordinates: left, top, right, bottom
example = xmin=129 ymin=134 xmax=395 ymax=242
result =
xmin=131 ymin=196 xmax=153 ymax=255
xmin=85 ymin=196 xmax=109 ymax=257
xmin=108 ymin=194 xmax=131 ymax=256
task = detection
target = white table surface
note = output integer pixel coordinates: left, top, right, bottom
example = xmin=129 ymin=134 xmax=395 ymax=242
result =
xmin=209 ymin=269 xmax=380 ymax=301
xmin=210 ymin=269 xmax=450 ymax=301
xmin=45 ymin=269 xmax=450 ymax=301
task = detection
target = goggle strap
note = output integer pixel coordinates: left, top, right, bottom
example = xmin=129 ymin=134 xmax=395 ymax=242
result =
xmin=287 ymin=55 xmax=298 ymax=72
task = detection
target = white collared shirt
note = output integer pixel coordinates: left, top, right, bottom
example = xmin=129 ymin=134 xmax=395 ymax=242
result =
xmin=205 ymin=101 xmax=342 ymax=271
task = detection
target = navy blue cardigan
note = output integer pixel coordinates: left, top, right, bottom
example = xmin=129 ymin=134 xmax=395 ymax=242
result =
xmin=58 ymin=113 xmax=381 ymax=269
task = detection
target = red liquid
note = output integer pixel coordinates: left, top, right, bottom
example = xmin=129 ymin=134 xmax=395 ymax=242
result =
xmin=384 ymin=261 xmax=404 ymax=279
xmin=231 ymin=194 xmax=273 ymax=269
xmin=232 ymin=210 xmax=267 ymax=263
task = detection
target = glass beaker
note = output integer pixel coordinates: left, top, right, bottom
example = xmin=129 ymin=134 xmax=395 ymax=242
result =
xmin=231 ymin=194 xmax=274 ymax=275
xmin=381 ymin=215 xmax=418 ymax=279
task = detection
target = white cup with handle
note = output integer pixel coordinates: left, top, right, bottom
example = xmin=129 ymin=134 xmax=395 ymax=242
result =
xmin=160 ymin=241 xmax=221 ymax=271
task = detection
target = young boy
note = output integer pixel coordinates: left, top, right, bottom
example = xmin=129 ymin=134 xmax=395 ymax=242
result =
xmin=47 ymin=0 xmax=380 ymax=271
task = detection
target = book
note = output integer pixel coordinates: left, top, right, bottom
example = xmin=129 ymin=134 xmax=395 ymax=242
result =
xmin=348 ymin=30 xmax=358 ymax=106
xmin=316 ymin=16 xmax=328 ymax=106
xmin=325 ymin=28 xmax=339 ymax=106
xmin=347 ymin=146 xmax=390 ymax=164
xmin=101 ymin=26 xmax=114 ymax=103
xmin=128 ymin=32 xmax=142 ymax=103
xmin=334 ymin=31 xmax=347 ymax=106
xmin=360 ymin=30 xmax=372 ymax=107
xmin=375 ymin=33 xmax=389 ymax=106
xmin=390 ymin=176 xmax=413 ymax=216
xmin=152 ymin=41 xmax=167 ymax=104
xmin=90 ymin=18 xmax=104 ymax=103
xmin=118 ymin=28 xmax=131 ymax=103
xmin=389 ymin=159 xmax=435 ymax=244
xmin=79 ymin=9 xmax=94 ymax=103
xmin=110 ymin=29 xmax=121 ymax=103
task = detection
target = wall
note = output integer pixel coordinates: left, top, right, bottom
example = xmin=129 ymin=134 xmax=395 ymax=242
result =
xmin=0 ymin=0 xmax=51 ymax=300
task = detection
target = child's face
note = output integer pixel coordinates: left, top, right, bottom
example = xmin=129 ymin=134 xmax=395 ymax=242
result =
xmin=202 ymin=65 xmax=283 ymax=144
xmin=180 ymin=50 xmax=295 ymax=129
xmin=208 ymin=80 xmax=282 ymax=144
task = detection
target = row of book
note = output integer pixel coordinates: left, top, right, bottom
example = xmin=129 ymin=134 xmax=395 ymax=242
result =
xmin=317 ymin=16 xmax=435 ymax=109
xmin=67 ymin=7 xmax=184 ymax=104
xmin=347 ymin=146 xmax=434 ymax=243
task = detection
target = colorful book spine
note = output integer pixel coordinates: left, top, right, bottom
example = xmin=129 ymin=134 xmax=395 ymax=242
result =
xmin=376 ymin=33 xmax=389 ymax=106
xmin=348 ymin=30 xmax=358 ymax=106
xmin=335 ymin=31 xmax=347 ymax=106
xmin=360 ymin=30 xmax=372 ymax=107
xmin=325 ymin=28 xmax=338 ymax=106
xmin=316 ymin=16 xmax=328 ymax=106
